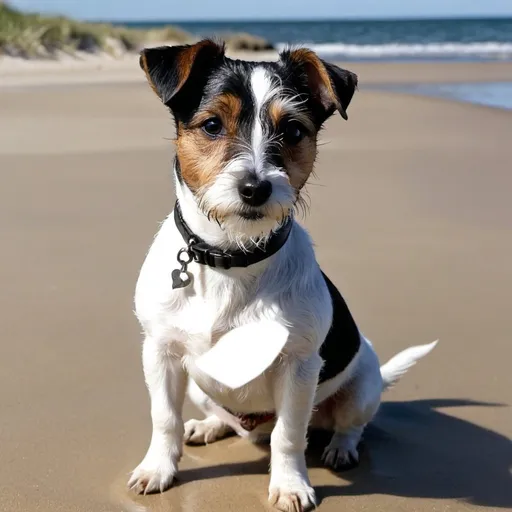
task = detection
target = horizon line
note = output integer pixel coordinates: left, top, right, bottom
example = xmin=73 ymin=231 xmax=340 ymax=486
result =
xmin=85 ymin=14 xmax=512 ymax=24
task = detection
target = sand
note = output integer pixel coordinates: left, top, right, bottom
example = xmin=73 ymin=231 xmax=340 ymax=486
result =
xmin=0 ymin=61 xmax=511 ymax=512
xmin=3 ymin=50 xmax=512 ymax=88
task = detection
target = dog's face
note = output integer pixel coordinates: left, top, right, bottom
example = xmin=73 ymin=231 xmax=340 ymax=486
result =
xmin=140 ymin=40 xmax=357 ymax=237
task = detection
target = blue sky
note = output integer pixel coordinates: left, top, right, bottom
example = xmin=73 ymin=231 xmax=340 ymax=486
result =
xmin=9 ymin=0 xmax=512 ymax=21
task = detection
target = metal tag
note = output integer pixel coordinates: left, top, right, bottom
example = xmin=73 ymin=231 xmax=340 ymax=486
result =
xmin=171 ymin=269 xmax=192 ymax=289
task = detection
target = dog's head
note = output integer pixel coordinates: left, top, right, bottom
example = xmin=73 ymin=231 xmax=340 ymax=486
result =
xmin=140 ymin=39 xmax=357 ymax=239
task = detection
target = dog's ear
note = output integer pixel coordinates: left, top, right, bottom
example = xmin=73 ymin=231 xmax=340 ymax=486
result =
xmin=139 ymin=39 xmax=225 ymax=111
xmin=280 ymin=48 xmax=357 ymax=121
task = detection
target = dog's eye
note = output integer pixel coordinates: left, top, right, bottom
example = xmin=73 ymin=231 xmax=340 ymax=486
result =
xmin=283 ymin=121 xmax=306 ymax=145
xmin=202 ymin=117 xmax=223 ymax=137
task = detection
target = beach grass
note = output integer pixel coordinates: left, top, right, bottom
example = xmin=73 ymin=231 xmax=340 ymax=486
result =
xmin=0 ymin=3 xmax=274 ymax=58
xmin=0 ymin=3 xmax=139 ymax=56
xmin=0 ymin=3 xmax=196 ymax=57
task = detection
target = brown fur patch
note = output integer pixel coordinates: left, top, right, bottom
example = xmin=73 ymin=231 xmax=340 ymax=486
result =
xmin=267 ymin=98 xmax=318 ymax=191
xmin=287 ymin=48 xmax=341 ymax=114
xmin=188 ymin=93 xmax=242 ymax=136
xmin=177 ymin=127 xmax=231 ymax=193
xmin=174 ymin=40 xmax=215 ymax=94
xmin=268 ymin=100 xmax=314 ymax=133
xmin=282 ymin=135 xmax=318 ymax=191
xmin=268 ymin=101 xmax=284 ymax=128
xmin=177 ymin=92 xmax=244 ymax=194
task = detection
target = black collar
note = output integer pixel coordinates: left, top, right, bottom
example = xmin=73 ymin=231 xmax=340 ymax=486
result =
xmin=173 ymin=201 xmax=293 ymax=270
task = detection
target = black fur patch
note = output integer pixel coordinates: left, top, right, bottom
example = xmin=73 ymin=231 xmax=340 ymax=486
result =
xmin=198 ymin=59 xmax=257 ymax=145
xmin=174 ymin=155 xmax=183 ymax=185
xmin=318 ymin=272 xmax=361 ymax=384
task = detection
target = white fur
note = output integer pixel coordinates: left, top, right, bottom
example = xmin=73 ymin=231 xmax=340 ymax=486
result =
xmin=129 ymin=163 xmax=437 ymax=509
xmin=381 ymin=339 xmax=438 ymax=390
xmin=196 ymin=155 xmax=295 ymax=248
xmin=250 ymin=66 xmax=279 ymax=174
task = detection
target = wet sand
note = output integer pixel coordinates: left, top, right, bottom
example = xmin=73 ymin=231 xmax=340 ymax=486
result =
xmin=0 ymin=64 xmax=511 ymax=512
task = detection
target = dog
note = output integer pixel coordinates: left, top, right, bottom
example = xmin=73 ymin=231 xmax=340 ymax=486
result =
xmin=128 ymin=39 xmax=437 ymax=511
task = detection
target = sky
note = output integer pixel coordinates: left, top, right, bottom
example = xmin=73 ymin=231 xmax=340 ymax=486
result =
xmin=9 ymin=0 xmax=512 ymax=21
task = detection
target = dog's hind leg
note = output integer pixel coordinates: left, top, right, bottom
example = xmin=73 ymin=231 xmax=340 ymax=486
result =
xmin=321 ymin=416 xmax=369 ymax=470
xmin=319 ymin=385 xmax=380 ymax=470
xmin=318 ymin=338 xmax=438 ymax=470
xmin=317 ymin=341 xmax=382 ymax=470
xmin=184 ymin=379 xmax=235 ymax=445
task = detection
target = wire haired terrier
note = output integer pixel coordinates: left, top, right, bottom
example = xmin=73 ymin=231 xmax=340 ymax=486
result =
xmin=128 ymin=39 xmax=437 ymax=511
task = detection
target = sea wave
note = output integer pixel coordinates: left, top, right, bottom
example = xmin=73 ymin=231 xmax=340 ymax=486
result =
xmin=276 ymin=42 xmax=512 ymax=60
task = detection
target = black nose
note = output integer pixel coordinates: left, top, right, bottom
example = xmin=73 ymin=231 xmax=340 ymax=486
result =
xmin=237 ymin=174 xmax=272 ymax=207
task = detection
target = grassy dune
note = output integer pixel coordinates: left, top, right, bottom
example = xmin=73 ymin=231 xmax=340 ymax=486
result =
xmin=0 ymin=3 xmax=274 ymax=58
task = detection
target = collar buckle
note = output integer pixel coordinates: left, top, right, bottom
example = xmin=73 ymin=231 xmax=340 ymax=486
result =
xmin=208 ymin=250 xmax=233 ymax=270
xmin=190 ymin=243 xmax=233 ymax=269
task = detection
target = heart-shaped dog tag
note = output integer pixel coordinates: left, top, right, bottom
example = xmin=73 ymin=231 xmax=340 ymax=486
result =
xmin=171 ymin=269 xmax=191 ymax=289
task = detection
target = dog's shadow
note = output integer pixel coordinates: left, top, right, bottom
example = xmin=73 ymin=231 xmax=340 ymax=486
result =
xmin=312 ymin=398 xmax=512 ymax=508
xmin=179 ymin=399 xmax=512 ymax=509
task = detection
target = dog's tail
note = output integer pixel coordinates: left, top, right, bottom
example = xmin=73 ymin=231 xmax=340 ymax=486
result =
xmin=380 ymin=340 xmax=438 ymax=391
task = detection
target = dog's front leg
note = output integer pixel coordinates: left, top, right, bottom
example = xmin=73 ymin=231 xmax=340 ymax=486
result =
xmin=269 ymin=353 xmax=322 ymax=512
xmin=128 ymin=336 xmax=186 ymax=494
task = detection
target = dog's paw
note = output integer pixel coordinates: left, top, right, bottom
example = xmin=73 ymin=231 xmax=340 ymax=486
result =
xmin=268 ymin=483 xmax=317 ymax=512
xmin=127 ymin=457 xmax=176 ymax=495
xmin=184 ymin=417 xmax=231 ymax=445
xmin=322 ymin=431 xmax=360 ymax=471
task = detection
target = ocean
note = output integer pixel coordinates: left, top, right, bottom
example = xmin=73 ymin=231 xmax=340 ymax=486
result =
xmin=123 ymin=18 xmax=512 ymax=62
xmin=378 ymin=82 xmax=512 ymax=110
xmin=120 ymin=18 xmax=512 ymax=110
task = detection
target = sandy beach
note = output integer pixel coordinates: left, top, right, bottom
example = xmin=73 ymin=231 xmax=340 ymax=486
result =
xmin=3 ymin=51 xmax=512 ymax=88
xmin=0 ymin=60 xmax=511 ymax=512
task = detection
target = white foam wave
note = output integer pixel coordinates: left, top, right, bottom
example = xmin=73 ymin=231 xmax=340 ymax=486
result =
xmin=276 ymin=42 xmax=512 ymax=60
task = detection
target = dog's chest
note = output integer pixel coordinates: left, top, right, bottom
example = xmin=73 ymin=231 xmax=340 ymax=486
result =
xmin=176 ymin=269 xmax=256 ymax=343
xmin=175 ymin=262 xmax=286 ymax=411
xmin=135 ymin=216 xmax=331 ymax=413
xmin=137 ymin=221 xmax=259 ymax=344
xmin=173 ymin=273 xmax=275 ymax=412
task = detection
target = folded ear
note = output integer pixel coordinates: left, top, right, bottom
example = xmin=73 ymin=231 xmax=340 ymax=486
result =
xmin=139 ymin=39 xmax=225 ymax=110
xmin=280 ymin=48 xmax=357 ymax=121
